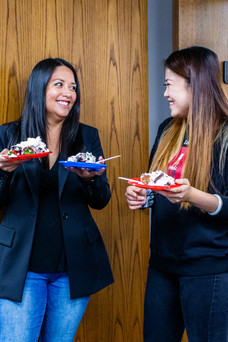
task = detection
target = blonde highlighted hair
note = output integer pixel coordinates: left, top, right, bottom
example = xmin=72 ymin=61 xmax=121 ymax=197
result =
xmin=150 ymin=47 xmax=228 ymax=207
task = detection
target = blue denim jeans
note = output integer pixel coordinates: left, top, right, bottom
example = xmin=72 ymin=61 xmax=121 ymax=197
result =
xmin=0 ymin=272 xmax=90 ymax=342
xmin=144 ymin=266 xmax=228 ymax=342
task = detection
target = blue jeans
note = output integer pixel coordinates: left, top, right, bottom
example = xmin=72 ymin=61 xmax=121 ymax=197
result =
xmin=0 ymin=272 xmax=90 ymax=342
xmin=144 ymin=266 xmax=228 ymax=342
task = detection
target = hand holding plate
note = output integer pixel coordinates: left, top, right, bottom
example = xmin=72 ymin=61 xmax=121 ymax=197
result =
xmin=65 ymin=156 xmax=106 ymax=180
xmin=0 ymin=149 xmax=27 ymax=172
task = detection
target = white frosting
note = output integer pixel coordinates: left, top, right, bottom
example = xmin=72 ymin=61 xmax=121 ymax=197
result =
xmin=17 ymin=137 xmax=48 ymax=151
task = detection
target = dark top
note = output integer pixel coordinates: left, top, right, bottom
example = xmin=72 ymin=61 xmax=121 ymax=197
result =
xmin=148 ymin=118 xmax=228 ymax=276
xmin=0 ymin=121 xmax=113 ymax=302
xmin=29 ymin=160 xmax=67 ymax=273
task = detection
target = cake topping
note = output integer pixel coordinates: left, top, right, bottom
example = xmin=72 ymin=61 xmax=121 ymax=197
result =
xmin=67 ymin=152 xmax=96 ymax=163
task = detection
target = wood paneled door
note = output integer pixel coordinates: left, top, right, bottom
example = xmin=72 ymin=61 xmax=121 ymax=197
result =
xmin=0 ymin=0 xmax=149 ymax=341
xmin=173 ymin=0 xmax=228 ymax=94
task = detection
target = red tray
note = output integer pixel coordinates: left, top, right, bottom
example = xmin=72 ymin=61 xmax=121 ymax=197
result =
xmin=128 ymin=177 xmax=180 ymax=190
xmin=2 ymin=151 xmax=52 ymax=161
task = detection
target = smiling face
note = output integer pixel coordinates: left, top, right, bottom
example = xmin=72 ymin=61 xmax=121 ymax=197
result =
xmin=45 ymin=66 xmax=77 ymax=124
xmin=164 ymin=68 xmax=191 ymax=118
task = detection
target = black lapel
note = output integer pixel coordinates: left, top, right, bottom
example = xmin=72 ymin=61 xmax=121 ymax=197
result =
xmin=22 ymin=159 xmax=40 ymax=208
xmin=58 ymin=154 xmax=70 ymax=199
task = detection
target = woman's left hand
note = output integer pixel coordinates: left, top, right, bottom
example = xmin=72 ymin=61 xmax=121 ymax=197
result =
xmin=65 ymin=156 xmax=106 ymax=180
xmin=155 ymin=178 xmax=192 ymax=204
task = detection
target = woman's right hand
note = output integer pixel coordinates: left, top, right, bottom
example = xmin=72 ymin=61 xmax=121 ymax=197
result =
xmin=125 ymin=185 xmax=147 ymax=210
xmin=0 ymin=149 xmax=26 ymax=172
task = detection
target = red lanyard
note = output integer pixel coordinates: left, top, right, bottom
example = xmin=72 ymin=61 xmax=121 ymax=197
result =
xmin=167 ymin=146 xmax=187 ymax=179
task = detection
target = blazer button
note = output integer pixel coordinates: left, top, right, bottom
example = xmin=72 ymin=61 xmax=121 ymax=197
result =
xmin=63 ymin=213 xmax=69 ymax=219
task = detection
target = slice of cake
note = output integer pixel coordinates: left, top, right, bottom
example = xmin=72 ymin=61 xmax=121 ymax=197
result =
xmin=67 ymin=152 xmax=96 ymax=163
xmin=8 ymin=136 xmax=49 ymax=156
xmin=140 ymin=171 xmax=175 ymax=186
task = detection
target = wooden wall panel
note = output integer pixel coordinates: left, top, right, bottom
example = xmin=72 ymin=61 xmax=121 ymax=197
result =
xmin=173 ymin=1 xmax=228 ymax=341
xmin=0 ymin=0 xmax=148 ymax=341
xmin=173 ymin=0 xmax=228 ymax=94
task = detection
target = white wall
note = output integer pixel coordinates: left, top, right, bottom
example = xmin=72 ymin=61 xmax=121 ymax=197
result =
xmin=148 ymin=0 xmax=173 ymax=152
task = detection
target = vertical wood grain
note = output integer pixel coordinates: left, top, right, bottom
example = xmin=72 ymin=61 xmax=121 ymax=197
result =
xmin=173 ymin=1 xmax=228 ymax=341
xmin=0 ymin=0 xmax=148 ymax=341
xmin=173 ymin=0 xmax=228 ymax=94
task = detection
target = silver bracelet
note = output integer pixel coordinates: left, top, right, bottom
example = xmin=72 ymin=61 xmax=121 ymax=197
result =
xmin=208 ymin=194 xmax=223 ymax=216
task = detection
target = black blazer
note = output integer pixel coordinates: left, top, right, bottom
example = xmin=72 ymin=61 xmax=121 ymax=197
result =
xmin=0 ymin=121 xmax=114 ymax=302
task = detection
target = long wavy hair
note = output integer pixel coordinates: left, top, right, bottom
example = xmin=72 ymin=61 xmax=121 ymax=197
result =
xmin=150 ymin=46 xmax=228 ymax=200
xmin=10 ymin=58 xmax=81 ymax=157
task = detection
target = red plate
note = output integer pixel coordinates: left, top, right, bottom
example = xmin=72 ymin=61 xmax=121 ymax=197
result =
xmin=128 ymin=178 xmax=181 ymax=190
xmin=2 ymin=151 xmax=52 ymax=161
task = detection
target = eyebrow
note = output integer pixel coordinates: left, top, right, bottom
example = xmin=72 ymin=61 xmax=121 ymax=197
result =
xmin=52 ymin=78 xmax=76 ymax=85
xmin=164 ymin=78 xmax=173 ymax=82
